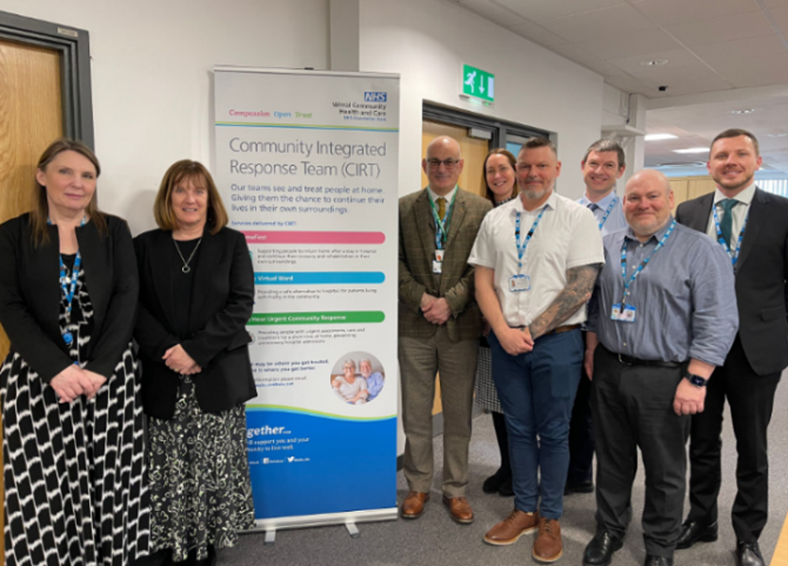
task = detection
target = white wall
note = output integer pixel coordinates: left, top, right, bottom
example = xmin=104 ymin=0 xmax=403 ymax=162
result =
xmin=2 ymin=0 xmax=329 ymax=235
xmin=358 ymin=0 xmax=605 ymax=200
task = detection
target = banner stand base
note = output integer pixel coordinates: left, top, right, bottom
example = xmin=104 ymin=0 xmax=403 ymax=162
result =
xmin=244 ymin=507 xmax=398 ymax=540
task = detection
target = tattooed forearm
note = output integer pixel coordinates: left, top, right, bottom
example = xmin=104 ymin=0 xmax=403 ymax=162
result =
xmin=529 ymin=264 xmax=601 ymax=339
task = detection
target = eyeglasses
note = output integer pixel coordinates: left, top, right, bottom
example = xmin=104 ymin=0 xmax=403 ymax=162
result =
xmin=426 ymin=158 xmax=461 ymax=169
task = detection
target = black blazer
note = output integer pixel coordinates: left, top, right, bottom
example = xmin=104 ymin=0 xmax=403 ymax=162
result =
xmin=134 ymin=226 xmax=256 ymax=419
xmin=676 ymin=188 xmax=788 ymax=375
xmin=0 ymin=213 xmax=138 ymax=382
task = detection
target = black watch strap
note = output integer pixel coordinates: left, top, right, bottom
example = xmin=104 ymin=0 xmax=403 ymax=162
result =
xmin=685 ymin=373 xmax=708 ymax=387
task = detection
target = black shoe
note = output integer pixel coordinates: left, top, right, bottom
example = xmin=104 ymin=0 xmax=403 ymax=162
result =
xmin=644 ymin=556 xmax=672 ymax=566
xmin=582 ymin=531 xmax=623 ymax=566
xmin=676 ymin=519 xmax=718 ymax=549
xmin=736 ymin=541 xmax=764 ymax=566
xmin=482 ymin=468 xmax=510 ymax=494
xmin=564 ymin=481 xmax=594 ymax=495
xmin=498 ymin=476 xmax=514 ymax=497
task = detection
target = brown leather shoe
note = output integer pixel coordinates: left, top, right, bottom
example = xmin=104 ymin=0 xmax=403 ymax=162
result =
xmin=442 ymin=495 xmax=473 ymax=524
xmin=533 ymin=517 xmax=563 ymax=563
xmin=483 ymin=509 xmax=540 ymax=545
xmin=400 ymin=491 xmax=429 ymax=519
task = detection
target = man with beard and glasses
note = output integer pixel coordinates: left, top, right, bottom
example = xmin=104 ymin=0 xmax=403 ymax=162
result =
xmin=470 ymin=137 xmax=604 ymax=563
xmin=675 ymin=129 xmax=788 ymax=566
xmin=583 ymin=169 xmax=737 ymax=566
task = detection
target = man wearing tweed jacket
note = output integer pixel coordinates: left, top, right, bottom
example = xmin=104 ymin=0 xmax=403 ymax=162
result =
xmin=398 ymin=135 xmax=492 ymax=525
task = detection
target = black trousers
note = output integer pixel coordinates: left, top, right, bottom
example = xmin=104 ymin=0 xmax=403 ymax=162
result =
xmin=687 ymin=336 xmax=781 ymax=542
xmin=591 ymin=347 xmax=690 ymax=558
xmin=567 ymin=365 xmax=594 ymax=486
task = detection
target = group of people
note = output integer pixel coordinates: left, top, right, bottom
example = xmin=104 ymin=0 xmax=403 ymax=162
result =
xmin=398 ymin=129 xmax=788 ymax=566
xmin=331 ymin=357 xmax=385 ymax=404
xmin=0 ymin=139 xmax=257 ymax=565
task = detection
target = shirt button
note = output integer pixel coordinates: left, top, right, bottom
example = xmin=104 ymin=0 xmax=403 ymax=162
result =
xmin=623 ymin=342 xmax=627 ymax=347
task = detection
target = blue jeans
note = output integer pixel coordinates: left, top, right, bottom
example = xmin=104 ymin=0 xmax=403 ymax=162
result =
xmin=489 ymin=329 xmax=583 ymax=519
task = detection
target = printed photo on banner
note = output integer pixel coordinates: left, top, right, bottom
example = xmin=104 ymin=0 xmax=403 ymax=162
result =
xmin=329 ymin=352 xmax=386 ymax=406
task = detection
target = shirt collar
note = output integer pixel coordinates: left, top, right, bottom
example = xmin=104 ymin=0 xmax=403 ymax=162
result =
xmin=512 ymin=189 xmax=557 ymax=214
xmin=713 ymin=181 xmax=756 ymax=206
xmin=579 ymin=189 xmax=617 ymax=210
xmin=427 ymin=185 xmax=458 ymax=204
xmin=625 ymin=215 xmax=675 ymax=244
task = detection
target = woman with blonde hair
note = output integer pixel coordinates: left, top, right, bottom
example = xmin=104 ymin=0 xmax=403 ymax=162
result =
xmin=0 ymin=138 xmax=149 ymax=563
xmin=135 ymin=160 xmax=255 ymax=565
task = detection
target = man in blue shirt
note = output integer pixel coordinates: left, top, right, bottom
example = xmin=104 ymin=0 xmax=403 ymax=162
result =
xmin=582 ymin=169 xmax=738 ymax=566
xmin=359 ymin=358 xmax=384 ymax=402
xmin=567 ymin=139 xmax=628 ymax=495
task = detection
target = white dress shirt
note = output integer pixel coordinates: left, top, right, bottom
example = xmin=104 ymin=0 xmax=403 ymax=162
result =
xmin=705 ymin=181 xmax=756 ymax=246
xmin=468 ymin=191 xmax=604 ymax=328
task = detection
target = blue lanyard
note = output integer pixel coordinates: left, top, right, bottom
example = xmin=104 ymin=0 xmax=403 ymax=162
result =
xmin=597 ymin=197 xmax=618 ymax=230
xmin=48 ymin=216 xmax=86 ymax=323
xmin=712 ymin=203 xmax=748 ymax=267
xmin=428 ymin=191 xmax=457 ymax=250
xmin=619 ymin=219 xmax=676 ymax=306
xmin=515 ymin=205 xmax=548 ymax=270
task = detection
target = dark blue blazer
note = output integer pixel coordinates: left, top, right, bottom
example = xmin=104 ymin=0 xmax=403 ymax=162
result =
xmin=676 ymin=188 xmax=788 ymax=375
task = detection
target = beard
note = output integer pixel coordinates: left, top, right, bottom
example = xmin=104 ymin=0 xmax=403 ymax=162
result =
xmin=521 ymin=186 xmax=549 ymax=200
xmin=713 ymin=171 xmax=754 ymax=193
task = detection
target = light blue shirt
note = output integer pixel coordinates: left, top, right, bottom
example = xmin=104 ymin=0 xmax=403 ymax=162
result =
xmin=577 ymin=190 xmax=628 ymax=237
xmin=365 ymin=372 xmax=385 ymax=401
xmin=587 ymin=218 xmax=739 ymax=365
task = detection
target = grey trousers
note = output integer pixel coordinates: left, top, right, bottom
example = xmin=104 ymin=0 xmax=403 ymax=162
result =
xmin=399 ymin=328 xmax=478 ymax=497
xmin=591 ymin=346 xmax=690 ymax=558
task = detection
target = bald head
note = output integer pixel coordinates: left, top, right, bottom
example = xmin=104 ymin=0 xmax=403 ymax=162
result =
xmin=623 ymin=169 xmax=675 ymax=242
xmin=423 ymin=135 xmax=464 ymax=196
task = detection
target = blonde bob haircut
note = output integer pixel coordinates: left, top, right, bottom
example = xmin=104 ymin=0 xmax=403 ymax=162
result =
xmin=153 ymin=160 xmax=228 ymax=234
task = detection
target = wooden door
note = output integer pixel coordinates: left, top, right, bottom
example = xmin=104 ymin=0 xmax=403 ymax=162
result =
xmin=0 ymin=37 xmax=64 ymax=560
xmin=421 ymin=120 xmax=489 ymax=416
xmin=422 ymin=120 xmax=490 ymax=199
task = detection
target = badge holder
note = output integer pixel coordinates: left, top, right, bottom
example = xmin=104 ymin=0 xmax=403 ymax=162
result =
xmin=508 ymin=274 xmax=531 ymax=292
xmin=611 ymin=303 xmax=636 ymax=323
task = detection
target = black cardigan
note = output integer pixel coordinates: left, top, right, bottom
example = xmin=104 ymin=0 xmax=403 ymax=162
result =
xmin=0 ymin=213 xmax=139 ymax=382
xmin=133 ymin=226 xmax=256 ymax=419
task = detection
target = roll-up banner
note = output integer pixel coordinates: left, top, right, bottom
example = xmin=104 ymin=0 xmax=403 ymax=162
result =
xmin=213 ymin=67 xmax=399 ymax=530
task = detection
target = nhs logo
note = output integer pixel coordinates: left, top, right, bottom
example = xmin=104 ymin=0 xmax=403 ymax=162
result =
xmin=364 ymin=91 xmax=387 ymax=102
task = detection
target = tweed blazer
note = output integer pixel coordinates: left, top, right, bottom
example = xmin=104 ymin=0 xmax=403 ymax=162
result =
xmin=398 ymin=187 xmax=492 ymax=342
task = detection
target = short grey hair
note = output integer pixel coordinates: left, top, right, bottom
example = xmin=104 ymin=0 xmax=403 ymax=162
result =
xmin=342 ymin=359 xmax=357 ymax=370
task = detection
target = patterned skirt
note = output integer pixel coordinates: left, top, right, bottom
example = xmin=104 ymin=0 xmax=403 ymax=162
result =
xmin=147 ymin=376 xmax=255 ymax=562
xmin=474 ymin=343 xmax=503 ymax=414
xmin=1 ymin=347 xmax=150 ymax=565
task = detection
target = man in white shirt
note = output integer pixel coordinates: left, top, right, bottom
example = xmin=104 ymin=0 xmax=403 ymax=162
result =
xmin=469 ymin=137 xmax=604 ymax=562
xmin=566 ymin=139 xmax=627 ymax=495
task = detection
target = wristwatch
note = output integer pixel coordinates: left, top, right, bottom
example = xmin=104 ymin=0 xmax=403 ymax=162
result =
xmin=684 ymin=373 xmax=708 ymax=388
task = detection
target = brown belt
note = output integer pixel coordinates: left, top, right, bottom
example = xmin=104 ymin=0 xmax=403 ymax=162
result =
xmin=510 ymin=324 xmax=581 ymax=335
xmin=549 ymin=324 xmax=581 ymax=335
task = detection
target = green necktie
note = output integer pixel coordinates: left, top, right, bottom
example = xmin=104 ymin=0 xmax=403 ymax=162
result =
xmin=436 ymin=197 xmax=447 ymax=220
xmin=719 ymin=198 xmax=737 ymax=247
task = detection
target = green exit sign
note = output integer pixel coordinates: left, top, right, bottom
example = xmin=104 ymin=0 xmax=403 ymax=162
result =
xmin=462 ymin=64 xmax=495 ymax=102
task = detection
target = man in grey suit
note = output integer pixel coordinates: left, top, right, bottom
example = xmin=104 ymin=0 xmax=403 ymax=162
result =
xmin=675 ymin=129 xmax=788 ymax=566
xmin=398 ymin=135 xmax=491 ymax=524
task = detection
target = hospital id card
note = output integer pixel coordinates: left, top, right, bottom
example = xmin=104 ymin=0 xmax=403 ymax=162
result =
xmin=508 ymin=274 xmax=531 ymax=292
xmin=433 ymin=260 xmax=442 ymax=274
xmin=611 ymin=303 xmax=636 ymax=323
xmin=434 ymin=249 xmax=445 ymax=262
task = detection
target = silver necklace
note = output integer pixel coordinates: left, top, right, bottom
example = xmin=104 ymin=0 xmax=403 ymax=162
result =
xmin=173 ymin=237 xmax=202 ymax=273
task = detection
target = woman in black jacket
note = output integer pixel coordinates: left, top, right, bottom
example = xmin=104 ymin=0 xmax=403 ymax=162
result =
xmin=134 ymin=160 xmax=255 ymax=565
xmin=0 ymin=138 xmax=149 ymax=564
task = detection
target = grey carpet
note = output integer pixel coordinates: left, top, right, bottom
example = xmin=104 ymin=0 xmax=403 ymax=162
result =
xmin=220 ymin=368 xmax=788 ymax=565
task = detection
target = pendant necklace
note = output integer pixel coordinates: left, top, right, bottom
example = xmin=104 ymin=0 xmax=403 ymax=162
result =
xmin=173 ymin=236 xmax=202 ymax=273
